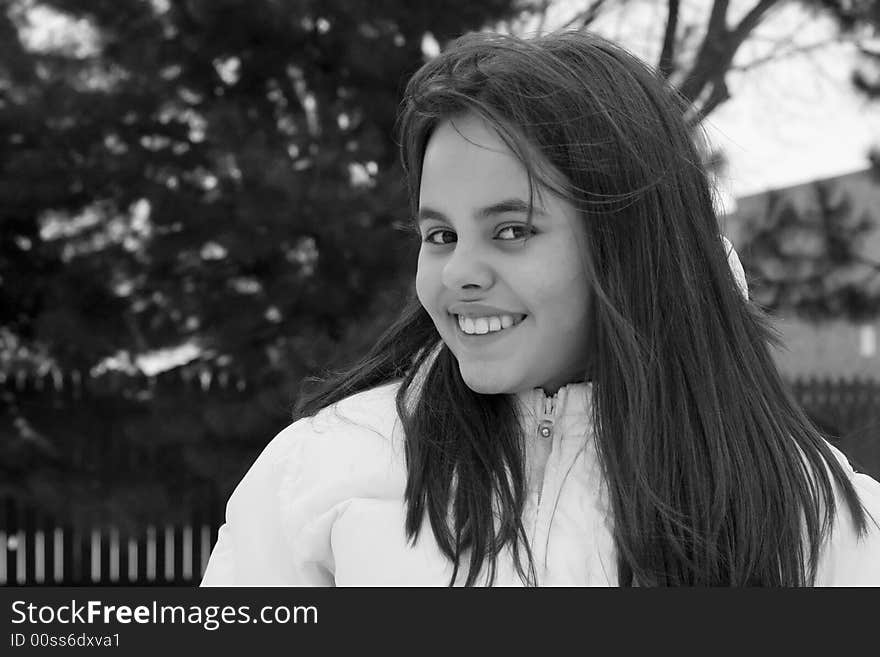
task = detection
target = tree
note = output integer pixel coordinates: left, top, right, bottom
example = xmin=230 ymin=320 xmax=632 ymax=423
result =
xmin=738 ymin=181 xmax=880 ymax=319
xmin=832 ymin=0 xmax=880 ymax=99
xmin=506 ymin=0 xmax=880 ymax=125
xmin=0 ymin=0 xmax=524 ymax=380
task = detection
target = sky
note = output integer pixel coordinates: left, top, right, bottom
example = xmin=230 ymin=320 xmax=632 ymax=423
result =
xmin=524 ymin=0 xmax=880 ymax=213
xmin=705 ymin=3 xmax=880 ymax=209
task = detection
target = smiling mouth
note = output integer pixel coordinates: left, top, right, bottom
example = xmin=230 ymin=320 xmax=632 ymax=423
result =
xmin=453 ymin=313 xmax=527 ymax=336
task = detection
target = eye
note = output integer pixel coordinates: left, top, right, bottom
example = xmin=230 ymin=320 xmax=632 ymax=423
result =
xmin=423 ymin=228 xmax=456 ymax=245
xmin=495 ymin=224 xmax=535 ymax=240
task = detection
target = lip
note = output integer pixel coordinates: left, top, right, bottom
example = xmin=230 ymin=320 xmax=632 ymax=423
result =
xmin=448 ymin=302 xmax=527 ymax=320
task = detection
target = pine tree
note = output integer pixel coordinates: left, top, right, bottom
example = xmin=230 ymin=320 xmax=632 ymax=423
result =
xmin=740 ymin=180 xmax=880 ymax=320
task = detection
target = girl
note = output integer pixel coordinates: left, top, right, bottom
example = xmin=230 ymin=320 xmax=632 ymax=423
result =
xmin=202 ymin=30 xmax=880 ymax=586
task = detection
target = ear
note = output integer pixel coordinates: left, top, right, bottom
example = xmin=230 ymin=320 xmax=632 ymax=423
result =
xmin=721 ymin=236 xmax=748 ymax=300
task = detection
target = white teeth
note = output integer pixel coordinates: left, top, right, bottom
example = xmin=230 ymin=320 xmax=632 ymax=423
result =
xmin=456 ymin=313 xmax=522 ymax=335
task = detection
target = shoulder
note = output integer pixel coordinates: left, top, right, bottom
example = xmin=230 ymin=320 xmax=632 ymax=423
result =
xmin=284 ymin=379 xmax=405 ymax=467
xmin=232 ymin=379 xmax=404 ymax=476
xmin=219 ymin=378 xmax=408 ymax=527
xmin=205 ymin=380 xmax=409 ymax=584
xmin=308 ymin=379 xmax=404 ymax=442
xmin=816 ymin=441 xmax=880 ymax=585
xmin=264 ymin=379 xmax=406 ymax=481
xmin=275 ymin=379 xmax=407 ymax=502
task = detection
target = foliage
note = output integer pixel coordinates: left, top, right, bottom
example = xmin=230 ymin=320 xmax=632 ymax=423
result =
xmin=739 ymin=181 xmax=880 ymax=319
xmin=0 ymin=0 xmax=523 ymax=381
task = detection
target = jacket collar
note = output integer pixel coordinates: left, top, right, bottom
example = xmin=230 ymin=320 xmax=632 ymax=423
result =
xmin=516 ymin=381 xmax=593 ymax=422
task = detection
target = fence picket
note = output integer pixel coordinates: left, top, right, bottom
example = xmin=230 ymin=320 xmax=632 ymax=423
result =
xmin=109 ymin=527 xmax=120 ymax=583
xmin=182 ymin=525 xmax=193 ymax=581
xmin=53 ymin=528 xmax=63 ymax=583
xmin=34 ymin=529 xmax=45 ymax=584
xmin=89 ymin=529 xmax=100 ymax=583
xmin=164 ymin=524 xmax=175 ymax=582
xmin=0 ymin=507 xmax=222 ymax=584
xmin=127 ymin=536 xmax=139 ymax=583
xmin=15 ymin=529 xmax=26 ymax=585
xmin=146 ymin=525 xmax=157 ymax=583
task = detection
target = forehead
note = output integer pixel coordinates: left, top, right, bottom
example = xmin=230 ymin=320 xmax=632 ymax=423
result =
xmin=419 ymin=114 xmax=534 ymax=203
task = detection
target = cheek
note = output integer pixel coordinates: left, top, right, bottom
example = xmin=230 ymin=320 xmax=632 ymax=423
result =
xmin=524 ymin=248 xmax=580 ymax=296
xmin=415 ymin=256 xmax=438 ymax=313
xmin=531 ymin=255 xmax=590 ymax=326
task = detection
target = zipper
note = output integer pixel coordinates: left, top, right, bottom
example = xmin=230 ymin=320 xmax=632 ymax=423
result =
xmin=538 ymin=391 xmax=556 ymax=440
xmin=533 ymin=391 xmax=557 ymax=508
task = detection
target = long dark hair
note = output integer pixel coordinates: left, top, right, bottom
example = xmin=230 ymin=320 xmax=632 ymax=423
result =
xmin=297 ymin=30 xmax=869 ymax=586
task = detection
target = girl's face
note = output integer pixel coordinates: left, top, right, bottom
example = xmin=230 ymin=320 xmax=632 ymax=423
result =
xmin=416 ymin=113 xmax=591 ymax=395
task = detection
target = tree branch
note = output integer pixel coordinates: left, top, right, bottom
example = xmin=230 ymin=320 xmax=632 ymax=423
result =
xmin=658 ymin=0 xmax=680 ymax=79
xmin=686 ymin=77 xmax=730 ymax=127
xmin=556 ymin=0 xmax=608 ymax=32
xmin=730 ymin=37 xmax=841 ymax=73
xmin=706 ymin=0 xmax=731 ymax=37
xmin=678 ymin=0 xmax=779 ymax=113
xmin=534 ymin=0 xmax=554 ymax=36
xmin=729 ymin=0 xmax=780 ymax=50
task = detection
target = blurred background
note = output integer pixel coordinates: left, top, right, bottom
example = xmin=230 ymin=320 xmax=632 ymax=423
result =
xmin=2 ymin=0 xmax=879 ymax=585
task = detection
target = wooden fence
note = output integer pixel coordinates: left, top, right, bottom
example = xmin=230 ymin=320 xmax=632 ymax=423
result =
xmin=1 ymin=497 xmax=223 ymax=586
xmin=1 ymin=363 xmax=270 ymax=587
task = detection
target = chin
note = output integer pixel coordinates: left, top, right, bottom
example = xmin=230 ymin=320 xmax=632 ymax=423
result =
xmin=459 ymin=367 xmax=520 ymax=396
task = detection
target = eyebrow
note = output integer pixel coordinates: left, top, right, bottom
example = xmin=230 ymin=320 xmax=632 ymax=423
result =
xmin=417 ymin=199 xmax=546 ymax=224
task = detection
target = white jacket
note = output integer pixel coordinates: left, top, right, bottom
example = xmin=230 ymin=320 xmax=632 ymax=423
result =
xmin=201 ymin=379 xmax=880 ymax=586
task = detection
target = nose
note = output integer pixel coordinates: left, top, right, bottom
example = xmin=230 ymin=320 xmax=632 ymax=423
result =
xmin=440 ymin=241 xmax=494 ymax=291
